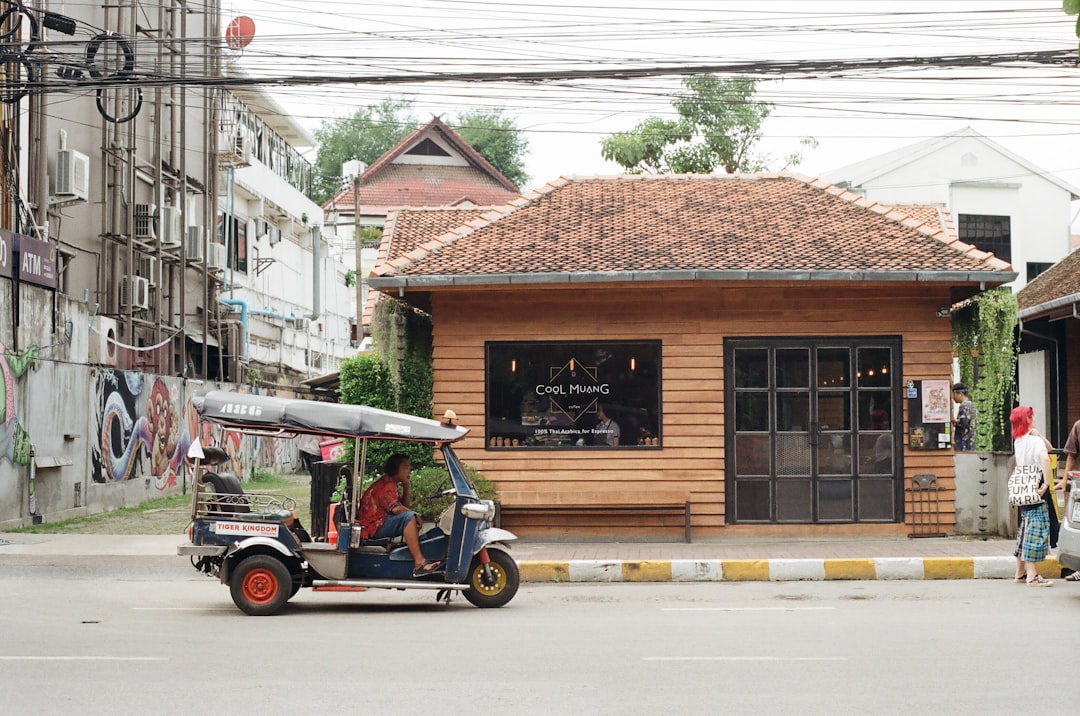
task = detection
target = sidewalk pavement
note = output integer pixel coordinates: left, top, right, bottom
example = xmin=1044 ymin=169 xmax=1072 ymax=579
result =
xmin=1 ymin=532 xmax=1066 ymax=583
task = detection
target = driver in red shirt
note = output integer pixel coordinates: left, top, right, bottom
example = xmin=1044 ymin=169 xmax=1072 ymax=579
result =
xmin=357 ymin=454 xmax=442 ymax=577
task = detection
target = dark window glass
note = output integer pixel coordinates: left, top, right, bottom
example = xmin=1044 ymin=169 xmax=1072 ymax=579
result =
xmin=736 ymin=480 xmax=771 ymax=522
xmin=485 ymin=341 xmax=661 ymax=449
xmin=776 ymin=348 xmax=809 ymax=388
xmin=735 ymin=392 xmax=769 ymax=432
xmin=733 ymin=348 xmax=768 ymax=388
xmin=216 ymin=212 xmax=248 ymax=274
xmin=958 ymin=214 xmax=1011 ymax=263
xmin=776 ymin=479 xmax=812 ymax=522
xmin=1026 ymin=262 xmax=1053 ymax=283
xmin=817 ymin=347 xmax=850 ymax=388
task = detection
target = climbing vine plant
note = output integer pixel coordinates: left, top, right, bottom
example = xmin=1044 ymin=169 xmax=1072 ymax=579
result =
xmin=951 ymin=286 xmax=1019 ymax=452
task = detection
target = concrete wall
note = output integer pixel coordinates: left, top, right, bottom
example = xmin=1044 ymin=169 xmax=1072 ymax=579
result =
xmin=0 ymin=284 xmax=301 ymax=529
xmin=953 ymin=452 xmax=1013 ymax=537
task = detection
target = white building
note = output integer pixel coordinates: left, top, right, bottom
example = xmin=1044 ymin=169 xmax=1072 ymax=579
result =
xmin=824 ymin=127 xmax=1079 ymax=291
xmin=216 ymin=72 xmax=356 ymax=384
xmin=826 ymin=126 xmax=1080 ymax=437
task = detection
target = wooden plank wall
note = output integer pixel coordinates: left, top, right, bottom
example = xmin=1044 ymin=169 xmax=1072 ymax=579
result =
xmin=428 ymin=281 xmax=959 ymax=538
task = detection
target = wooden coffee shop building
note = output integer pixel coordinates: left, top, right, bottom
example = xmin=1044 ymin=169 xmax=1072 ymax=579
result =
xmin=368 ymin=173 xmax=1014 ymax=540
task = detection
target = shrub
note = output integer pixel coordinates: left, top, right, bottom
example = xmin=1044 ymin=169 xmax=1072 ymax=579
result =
xmin=406 ymin=464 xmax=498 ymax=523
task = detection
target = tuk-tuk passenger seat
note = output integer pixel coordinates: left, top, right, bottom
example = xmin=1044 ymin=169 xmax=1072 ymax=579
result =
xmin=201 ymin=472 xmax=251 ymax=514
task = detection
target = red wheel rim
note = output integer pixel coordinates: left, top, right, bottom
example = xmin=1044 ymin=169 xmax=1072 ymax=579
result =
xmin=241 ymin=568 xmax=279 ymax=604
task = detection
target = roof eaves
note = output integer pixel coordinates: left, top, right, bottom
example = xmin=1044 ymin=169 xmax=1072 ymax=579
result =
xmin=1019 ymin=292 xmax=1080 ymax=320
xmin=369 ymin=269 xmax=1018 ymax=290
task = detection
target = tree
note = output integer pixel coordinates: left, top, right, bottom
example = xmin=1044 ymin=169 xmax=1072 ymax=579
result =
xmin=600 ymin=75 xmax=815 ymax=175
xmin=1066 ymin=0 xmax=1080 ymax=50
xmin=310 ymin=99 xmax=418 ymax=205
xmin=451 ymin=108 xmax=530 ymax=188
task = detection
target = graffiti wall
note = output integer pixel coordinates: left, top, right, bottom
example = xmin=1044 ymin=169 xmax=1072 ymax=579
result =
xmin=90 ymin=373 xmax=298 ymax=490
xmin=91 ymin=372 xmax=195 ymax=488
xmin=0 ymin=342 xmax=38 ymax=470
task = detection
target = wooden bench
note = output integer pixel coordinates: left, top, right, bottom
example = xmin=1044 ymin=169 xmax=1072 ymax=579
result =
xmin=496 ymin=490 xmax=692 ymax=543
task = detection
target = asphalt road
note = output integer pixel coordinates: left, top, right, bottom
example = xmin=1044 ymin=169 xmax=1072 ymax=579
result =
xmin=1 ymin=555 xmax=1076 ymax=715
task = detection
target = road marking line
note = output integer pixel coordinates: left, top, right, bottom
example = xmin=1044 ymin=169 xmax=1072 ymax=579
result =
xmin=644 ymin=657 xmax=847 ymax=662
xmin=132 ymin=607 xmax=234 ymax=611
xmin=0 ymin=656 xmax=168 ymax=661
xmin=661 ymin=607 xmax=834 ymax=612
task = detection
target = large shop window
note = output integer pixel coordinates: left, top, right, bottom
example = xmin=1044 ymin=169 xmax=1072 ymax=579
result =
xmin=486 ymin=340 xmax=662 ymax=449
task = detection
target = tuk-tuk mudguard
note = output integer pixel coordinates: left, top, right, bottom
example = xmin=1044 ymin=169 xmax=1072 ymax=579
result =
xmin=476 ymin=527 xmax=517 ymax=546
xmin=219 ymin=536 xmax=299 ymax=584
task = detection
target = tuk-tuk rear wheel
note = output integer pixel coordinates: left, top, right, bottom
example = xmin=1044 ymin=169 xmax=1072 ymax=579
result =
xmin=229 ymin=555 xmax=291 ymax=616
xmin=463 ymin=549 xmax=519 ymax=608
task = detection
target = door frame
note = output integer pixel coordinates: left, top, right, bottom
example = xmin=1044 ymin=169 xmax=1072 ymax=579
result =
xmin=723 ymin=336 xmax=904 ymax=524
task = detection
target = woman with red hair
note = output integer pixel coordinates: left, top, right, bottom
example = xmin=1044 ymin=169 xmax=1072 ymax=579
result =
xmin=1010 ymin=406 xmax=1053 ymax=586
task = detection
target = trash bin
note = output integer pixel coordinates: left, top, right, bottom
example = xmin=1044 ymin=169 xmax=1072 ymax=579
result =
xmin=310 ymin=462 xmax=348 ymax=540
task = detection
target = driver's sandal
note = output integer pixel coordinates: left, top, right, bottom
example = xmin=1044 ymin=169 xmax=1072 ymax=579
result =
xmin=413 ymin=559 xmax=443 ymax=578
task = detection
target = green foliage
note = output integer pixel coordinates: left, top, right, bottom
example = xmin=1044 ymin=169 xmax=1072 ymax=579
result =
xmin=250 ymin=468 xmax=276 ymax=484
xmin=359 ymin=225 xmax=383 ymax=249
xmin=344 ymin=269 xmax=356 ymax=288
xmin=337 ymin=302 xmax=436 ymax=477
xmin=451 ymin=108 xmax=531 ymax=188
xmin=407 ymin=464 xmax=498 ymax=523
xmin=601 ymin=75 xmax=814 ymax=175
xmin=310 ymin=99 xmax=419 ymax=205
xmin=952 ymin=287 xmax=1019 ymax=452
xmin=1067 ymin=0 xmax=1080 ymax=16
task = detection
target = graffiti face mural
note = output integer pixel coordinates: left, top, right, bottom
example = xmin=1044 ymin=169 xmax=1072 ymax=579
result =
xmin=92 ymin=371 xmax=191 ymax=490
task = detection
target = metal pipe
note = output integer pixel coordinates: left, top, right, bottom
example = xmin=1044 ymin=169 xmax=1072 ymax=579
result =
xmin=310 ymin=225 xmax=321 ymax=319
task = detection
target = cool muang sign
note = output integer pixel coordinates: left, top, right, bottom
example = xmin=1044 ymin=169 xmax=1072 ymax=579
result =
xmin=485 ymin=340 xmax=662 ymax=450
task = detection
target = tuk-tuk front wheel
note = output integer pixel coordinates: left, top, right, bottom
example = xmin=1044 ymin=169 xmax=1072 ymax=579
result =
xmin=229 ymin=555 xmax=291 ymax=616
xmin=463 ymin=549 xmax=519 ymax=608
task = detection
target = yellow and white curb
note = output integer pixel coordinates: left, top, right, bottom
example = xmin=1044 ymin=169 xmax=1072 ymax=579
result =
xmin=518 ymin=556 xmax=1062 ymax=583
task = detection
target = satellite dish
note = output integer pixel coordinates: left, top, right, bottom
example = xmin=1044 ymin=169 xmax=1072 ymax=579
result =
xmin=225 ymin=16 xmax=255 ymax=50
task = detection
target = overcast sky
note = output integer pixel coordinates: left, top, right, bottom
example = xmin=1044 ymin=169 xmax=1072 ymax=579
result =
xmin=222 ymin=0 xmax=1080 ymax=203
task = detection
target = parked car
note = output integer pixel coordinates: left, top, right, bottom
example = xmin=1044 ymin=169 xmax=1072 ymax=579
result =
xmin=1057 ymin=473 xmax=1080 ymax=576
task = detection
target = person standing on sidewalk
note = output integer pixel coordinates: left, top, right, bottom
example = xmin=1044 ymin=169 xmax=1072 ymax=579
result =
xmin=297 ymin=434 xmax=322 ymax=478
xmin=1010 ymin=406 xmax=1053 ymax=586
xmin=952 ymin=383 xmax=975 ymax=452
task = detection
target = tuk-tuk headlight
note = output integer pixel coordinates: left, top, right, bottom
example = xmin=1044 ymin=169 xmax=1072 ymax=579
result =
xmin=461 ymin=500 xmax=495 ymax=522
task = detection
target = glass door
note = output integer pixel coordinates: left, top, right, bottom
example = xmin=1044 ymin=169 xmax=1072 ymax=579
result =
xmin=726 ymin=338 xmax=902 ymax=524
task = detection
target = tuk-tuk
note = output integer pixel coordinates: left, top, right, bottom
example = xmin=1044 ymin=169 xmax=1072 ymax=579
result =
xmin=178 ymin=391 xmax=519 ymax=616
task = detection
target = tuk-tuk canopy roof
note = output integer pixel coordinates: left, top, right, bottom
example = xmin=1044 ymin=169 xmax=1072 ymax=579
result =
xmin=193 ymin=391 xmax=469 ymax=443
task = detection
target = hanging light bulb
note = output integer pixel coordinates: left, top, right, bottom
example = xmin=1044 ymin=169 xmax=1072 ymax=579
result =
xmin=511 ymin=359 xmax=517 ymax=373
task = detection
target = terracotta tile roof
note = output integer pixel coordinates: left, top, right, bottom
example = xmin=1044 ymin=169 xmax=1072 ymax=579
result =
xmin=1017 ymin=248 xmax=1080 ymax=315
xmin=323 ymin=117 xmax=521 ymax=213
xmin=371 ymin=174 xmax=1013 ymax=284
xmin=878 ymin=203 xmax=956 ymax=241
xmin=327 ymin=165 xmax=521 ymax=213
xmin=361 ymin=206 xmax=495 ymax=329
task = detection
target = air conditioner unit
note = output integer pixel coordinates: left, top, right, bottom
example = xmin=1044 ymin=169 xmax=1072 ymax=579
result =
xmin=207 ymin=242 xmax=227 ymax=270
xmin=88 ymin=316 xmax=120 ymax=367
xmin=218 ymin=132 xmax=251 ymax=167
xmin=120 ymin=275 xmax=150 ymax=311
xmin=134 ymin=204 xmax=156 ymax=240
xmin=185 ymin=226 xmax=205 ymax=263
xmin=53 ymin=148 xmax=90 ymax=202
xmin=293 ymin=317 xmax=309 ymax=331
xmin=159 ymin=207 xmax=181 ymax=249
xmin=137 ymin=256 xmax=159 ymax=287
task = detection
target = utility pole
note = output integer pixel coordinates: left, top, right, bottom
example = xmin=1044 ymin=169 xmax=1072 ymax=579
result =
xmin=353 ymin=172 xmax=361 ymax=339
